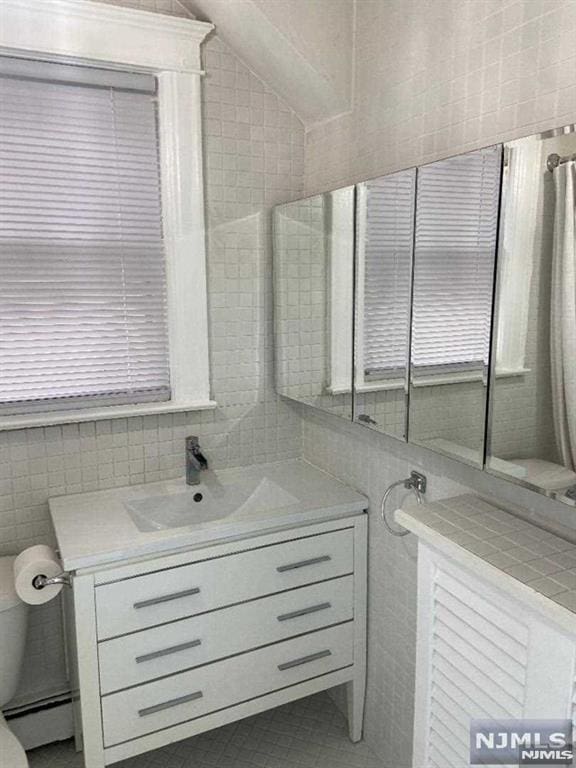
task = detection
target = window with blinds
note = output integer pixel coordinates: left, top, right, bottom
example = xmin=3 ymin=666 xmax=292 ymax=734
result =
xmin=360 ymin=168 xmax=416 ymax=379
xmin=411 ymin=145 xmax=502 ymax=377
xmin=0 ymin=57 xmax=171 ymax=414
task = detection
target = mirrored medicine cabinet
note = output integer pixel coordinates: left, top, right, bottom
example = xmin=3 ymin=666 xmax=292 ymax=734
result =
xmin=409 ymin=145 xmax=502 ymax=469
xmin=353 ymin=169 xmax=415 ymax=441
xmin=273 ymin=123 xmax=576 ymax=508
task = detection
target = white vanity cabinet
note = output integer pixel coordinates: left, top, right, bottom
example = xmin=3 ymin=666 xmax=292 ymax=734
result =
xmin=66 ymin=514 xmax=367 ymax=768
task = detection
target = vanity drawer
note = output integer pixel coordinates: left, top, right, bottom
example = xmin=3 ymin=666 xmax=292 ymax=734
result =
xmin=102 ymin=622 xmax=353 ymax=746
xmin=95 ymin=529 xmax=353 ymax=639
xmin=99 ymin=575 xmax=353 ymax=694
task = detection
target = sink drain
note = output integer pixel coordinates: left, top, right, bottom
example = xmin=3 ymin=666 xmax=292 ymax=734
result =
xmin=193 ymin=492 xmax=203 ymax=502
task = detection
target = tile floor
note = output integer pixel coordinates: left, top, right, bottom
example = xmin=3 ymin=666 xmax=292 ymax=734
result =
xmin=27 ymin=693 xmax=382 ymax=768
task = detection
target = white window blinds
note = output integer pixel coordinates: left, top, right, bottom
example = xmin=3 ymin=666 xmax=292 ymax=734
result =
xmin=411 ymin=145 xmax=502 ymax=375
xmin=360 ymin=169 xmax=415 ymax=377
xmin=0 ymin=58 xmax=171 ymax=414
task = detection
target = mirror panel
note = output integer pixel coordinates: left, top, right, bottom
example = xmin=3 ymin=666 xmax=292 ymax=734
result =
xmin=408 ymin=146 xmax=502 ymax=467
xmin=273 ymin=188 xmax=354 ymax=420
xmin=487 ymin=127 xmax=576 ymax=505
xmin=353 ymin=169 xmax=416 ymax=439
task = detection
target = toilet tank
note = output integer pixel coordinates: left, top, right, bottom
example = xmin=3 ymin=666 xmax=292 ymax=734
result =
xmin=0 ymin=557 xmax=29 ymax=708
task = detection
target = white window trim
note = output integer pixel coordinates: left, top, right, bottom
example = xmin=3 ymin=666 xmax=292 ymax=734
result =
xmin=353 ymin=183 xmax=368 ymax=392
xmin=0 ymin=0 xmax=216 ymax=430
xmin=327 ymin=187 xmax=354 ymax=395
xmin=495 ymin=137 xmax=541 ymax=373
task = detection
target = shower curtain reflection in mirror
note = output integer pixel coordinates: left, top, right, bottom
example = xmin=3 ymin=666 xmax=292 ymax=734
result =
xmin=551 ymin=159 xmax=576 ymax=473
xmin=487 ymin=127 xmax=576 ymax=504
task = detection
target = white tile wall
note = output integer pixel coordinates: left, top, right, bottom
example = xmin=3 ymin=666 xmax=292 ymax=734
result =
xmin=305 ymin=0 xmax=576 ymax=194
xmin=302 ymin=2 xmax=576 ymax=764
xmin=300 ymin=409 xmax=474 ymax=765
xmin=274 ymin=196 xmax=327 ymax=402
xmin=3 ymin=32 xmax=305 ymax=707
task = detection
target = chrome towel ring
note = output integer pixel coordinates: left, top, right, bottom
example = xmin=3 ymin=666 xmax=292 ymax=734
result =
xmin=380 ymin=471 xmax=427 ymax=537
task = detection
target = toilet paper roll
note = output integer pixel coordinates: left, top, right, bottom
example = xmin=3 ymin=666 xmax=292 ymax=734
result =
xmin=13 ymin=545 xmax=64 ymax=605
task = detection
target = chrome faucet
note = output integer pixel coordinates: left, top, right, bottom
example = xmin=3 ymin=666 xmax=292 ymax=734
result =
xmin=185 ymin=436 xmax=208 ymax=485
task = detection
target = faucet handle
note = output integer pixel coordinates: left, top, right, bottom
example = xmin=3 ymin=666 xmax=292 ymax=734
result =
xmin=185 ymin=435 xmax=208 ymax=478
xmin=186 ymin=436 xmax=208 ymax=467
xmin=185 ymin=435 xmax=199 ymax=450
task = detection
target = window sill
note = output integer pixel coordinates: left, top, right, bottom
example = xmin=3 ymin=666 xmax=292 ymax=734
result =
xmin=0 ymin=399 xmax=218 ymax=432
xmin=412 ymin=366 xmax=530 ymax=388
xmin=325 ymin=385 xmax=353 ymax=396
xmin=331 ymin=366 xmax=531 ymax=395
xmin=356 ymin=380 xmax=405 ymax=393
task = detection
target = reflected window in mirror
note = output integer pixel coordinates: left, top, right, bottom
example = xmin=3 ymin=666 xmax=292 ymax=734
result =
xmin=353 ymin=169 xmax=416 ymax=440
xmin=408 ymin=145 xmax=502 ymax=467
xmin=487 ymin=125 xmax=576 ymax=506
xmin=273 ymin=188 xmax=354 ymax=421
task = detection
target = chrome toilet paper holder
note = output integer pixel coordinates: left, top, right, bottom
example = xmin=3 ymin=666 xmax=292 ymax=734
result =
xmin=32 ymin=573 xmax=71 ymax=590
xmin=31 ymin=548 xmax=71 ymax=591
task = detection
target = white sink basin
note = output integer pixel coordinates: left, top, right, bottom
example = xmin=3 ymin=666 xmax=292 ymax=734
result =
xmin=50 ymin=459 xmax=368 ymax=570
xmin=125 ymin=475 xmax=300 ymax=532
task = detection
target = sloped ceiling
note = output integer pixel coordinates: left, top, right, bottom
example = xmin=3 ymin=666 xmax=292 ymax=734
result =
xmin=181 ymin=0 xmax=354 ymax=127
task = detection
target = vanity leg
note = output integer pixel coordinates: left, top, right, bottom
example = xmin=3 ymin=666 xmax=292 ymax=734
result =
xmin=61 ymin=590 xmax=83 ymax=753
xmin=346 ymin=676 xmax=365 ymax=742
xmin=73 ymin=723 xmax=83 ymax=753
xmin=347 ymin=515 xmax=367 ymax=743
xmin=73 ymin=575 xmax=106 ymax=768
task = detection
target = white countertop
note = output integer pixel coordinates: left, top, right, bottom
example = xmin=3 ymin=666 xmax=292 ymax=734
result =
xmin=397 ymin=494 xmax=576 ymax=635
xmin=49 ymin=459 xmax=367 ymax=572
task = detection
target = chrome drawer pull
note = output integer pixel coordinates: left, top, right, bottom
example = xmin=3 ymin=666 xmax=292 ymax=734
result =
xmin=277 ymin=602 xmax=331 ymax=622
xmin=133 ymin=587 xmax=200 ymax=610
xmin=135 ymin=638 xmax=202 ymax=664
xmin=276 ymin=555 xmax=331 ymax=573
xmin=277 ymin=649 xmax=332 ymax=671
xmin=138 ymin=690 xmax=203 ymax=718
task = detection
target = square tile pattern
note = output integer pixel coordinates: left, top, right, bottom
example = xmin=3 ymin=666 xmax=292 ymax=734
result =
xmin=27 ymin=693 xmax=381 ymax=768
xmin=305 ymin=0 xmax=576 ymax=195
xmin=405 ymin=493 xmax=576 ymax=615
